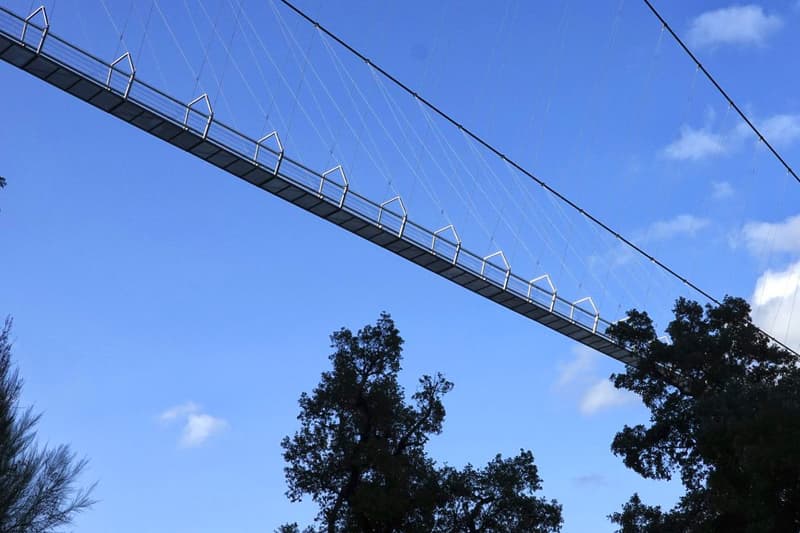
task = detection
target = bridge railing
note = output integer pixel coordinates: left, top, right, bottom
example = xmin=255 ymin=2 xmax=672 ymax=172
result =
xmin=0 ymin=5 xmax=618 ymax=344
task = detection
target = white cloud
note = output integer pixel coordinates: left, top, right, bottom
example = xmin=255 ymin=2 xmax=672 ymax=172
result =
xmin=556 ymin=346 xmax=636 ymax=415
xmin=741 ymin=214 xmax=800 ymax=256
xmin=180 ymin=413 xmax=229 ymax=448
xmin=740 ymin=214 xmax=800 ymax=349
xmin=759 ymin=114 xmax=800 ymax=146
xmin=665 ymin=114 xmax=800 ymax=163
xmin=589 ymin=241 xmax=636 ymax=269
xmin=734 ymin=114 xmax=800 ymax=147
xmin=687 ymin=5 xmax=782 ymax=48
xmin=580 ymin=379 xmax=635 ymax=415
xmin=646 ymin=214 xmax=710 ymax=241
xmin=556 ymin=345 xmax=596 ymax=387
xmin=663 ymin=127 xmax=726 ymax=160
xmin=159 ymin=402 xmax=228 ymax=448
xmin=711 ymin=181 xmax=734 ymax=200
xmin=592 ymin=214 xmax=709 ymax=269
xmin=159 ymin=401 xmax=200 ymax=423
xmin=751 ymin=260 xmax=800 ymax=349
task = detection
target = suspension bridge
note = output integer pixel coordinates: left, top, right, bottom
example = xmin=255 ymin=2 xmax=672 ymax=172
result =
xmin=1 ymin=3 xmax=797 ymax=368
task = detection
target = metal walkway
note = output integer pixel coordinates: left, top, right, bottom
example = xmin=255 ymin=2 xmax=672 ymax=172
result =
xmin=0 ymin=6 xmax=637 ymax=366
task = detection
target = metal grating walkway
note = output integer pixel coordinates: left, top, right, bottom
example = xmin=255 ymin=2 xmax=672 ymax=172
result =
xmin=0 ymin=6 xmax=638 ymax=366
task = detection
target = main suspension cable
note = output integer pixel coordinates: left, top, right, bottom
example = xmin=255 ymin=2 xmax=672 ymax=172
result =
xmin=277 ymin=0 xmax=717 ymax=304
xmin=276 ymin=0 xmax=800 ymax=356
xmin=642 ymin=0 xmax=799 ymax=186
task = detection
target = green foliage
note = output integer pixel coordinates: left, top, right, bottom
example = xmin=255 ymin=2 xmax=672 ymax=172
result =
xmin=438 ymin=451 xmax=563 ymax=532
xmin=281 ymin=313 xmax=562 ymax=532
xmin=606 ymin=297 xmax=800 ymax=532
xmin=275 ymin=523 xmax=315 ymax=533
xmin=0 ymin=318 xmax=95 ymax=532
xmin=608 ymin=494 xmax=671 ymax=533
xmin=281 ymin=313 xmax=445 ymax=532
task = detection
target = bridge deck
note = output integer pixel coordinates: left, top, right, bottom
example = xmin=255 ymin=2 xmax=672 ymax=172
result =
xmin=0 ymin=6 xmax=637 ymax=367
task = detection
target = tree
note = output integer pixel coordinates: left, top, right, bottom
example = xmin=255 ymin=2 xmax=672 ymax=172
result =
xmin=0 ymin=318 xmax=95 ymax=532
xmin=608 ymin=493 xmax=671 ymax=533
xmin=606 ymin=296 xmax=800 ymax=532
xmin=280 ymin=313 xmax=562 ymax=532
xmin=437 ymin=451 xmax=563 ymax=532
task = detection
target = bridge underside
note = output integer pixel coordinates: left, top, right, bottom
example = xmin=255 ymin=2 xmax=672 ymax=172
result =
xmin=0 ymin=6 xmax=638 ymax=367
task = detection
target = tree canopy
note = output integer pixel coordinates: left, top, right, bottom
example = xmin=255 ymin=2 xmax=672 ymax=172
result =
xmin=280 ymin=313 xmax=562 ymax=532
xmin=606 ymin=296 xmax=800 ymax=532
xmin=0 ymin=318 xmax=95 ymax=532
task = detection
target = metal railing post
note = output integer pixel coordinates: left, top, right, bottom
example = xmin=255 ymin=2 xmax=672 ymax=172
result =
xmin=321 ymin=165 xmax=349 ymax=208
xmin=184 ymin=94 xmax=213 ymax=139
xmin=107 ymin=52 xmax=135 ymax=99
xmin=21 ymin=6 xmax=49 ymax=54
xmin=377 ymin=196 xmax=407 ymax=237
xmin=254 ymin=131 xmax=284 ymax=175
xmin=431 ymin=225 xmax=461 ymax=264
xmin=570 ymin=297 xmax=600 ymax=333
xmin=527 ymin=274 xmax=556 ymax=309
xmin=481 ymin=251 xmax=511 ymax=291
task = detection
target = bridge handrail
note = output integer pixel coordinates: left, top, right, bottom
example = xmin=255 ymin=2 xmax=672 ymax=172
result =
xmin=21 ymin=5 xmax=48 ymax=54
xmin=0 ymin=5 xmax=620 ymax=344
xmin=106 ymin=52 xmax=134 ymax=99
xmin=431 ymin=225 xmax=461 ymax=264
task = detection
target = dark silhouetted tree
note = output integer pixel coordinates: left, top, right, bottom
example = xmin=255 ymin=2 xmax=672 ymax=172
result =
xmin=606 ymin=296 xmax=800 ymax=532
xmin=438 ymin=450 xmax=563 ymax=532
xmin=280 ymin=313 xmax=562 ymax=532
xmin=275 ymin=523 xmax=314 ymax=533
xmin=0 ymin=318 xmax=95 ymax=532
xmin=608 ymin=493 xmax=672 ymax=533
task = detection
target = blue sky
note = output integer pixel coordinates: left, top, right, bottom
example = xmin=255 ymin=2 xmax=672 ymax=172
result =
xmin=2 ymin=1 xmax=800 ymax=531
